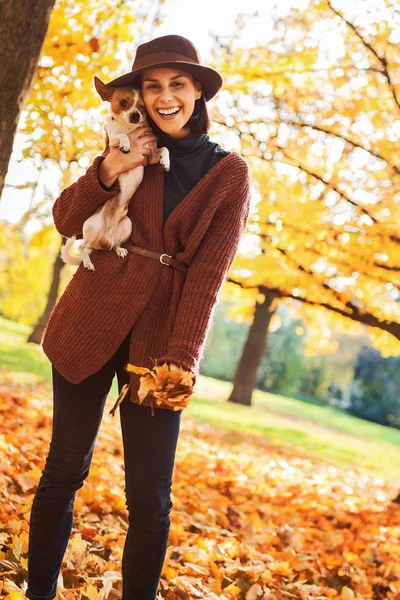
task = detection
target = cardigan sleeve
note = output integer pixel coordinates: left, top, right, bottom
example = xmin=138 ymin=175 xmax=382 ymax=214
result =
xmin=52 ymin=155 xmax=120 ymax=238
xmin=156 ymin=161 xmax=252 ymax=381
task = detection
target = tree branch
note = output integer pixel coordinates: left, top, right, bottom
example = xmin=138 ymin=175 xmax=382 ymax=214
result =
xmin=326 ymin=0 xmax=400 ymax=112
xmin=227 ymin=276 xmax=400 ymax=340
xmin=294 ymin=121 xmax=400 ymax=176
xmin=278 ymin=147 xmax=378 ymax=222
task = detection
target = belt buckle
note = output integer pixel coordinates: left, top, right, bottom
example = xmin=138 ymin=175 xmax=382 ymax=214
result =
xmin=159 ymin=253 xmax=171 ymax=266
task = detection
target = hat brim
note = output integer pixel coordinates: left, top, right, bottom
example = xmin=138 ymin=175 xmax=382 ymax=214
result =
xmin=106 ymin=61 xmax=223 ymax=101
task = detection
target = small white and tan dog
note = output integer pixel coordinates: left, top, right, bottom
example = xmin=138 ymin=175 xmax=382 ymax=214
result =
xmin=61 ymin=76 xmax=169 ymax=271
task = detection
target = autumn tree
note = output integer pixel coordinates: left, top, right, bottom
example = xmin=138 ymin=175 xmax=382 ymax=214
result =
xmin=0 ymin=0 xmax=56 ymax=198
xmin=4 ymin=0 xmax=164 ymax=342
xmin=211 ymin=0 xmax=400 ymax=405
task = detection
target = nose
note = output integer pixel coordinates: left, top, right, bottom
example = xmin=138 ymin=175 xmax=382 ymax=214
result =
xmin=158 ymin=86 xmax=174 ymax=103
xmin=129 ymin=112 xmax=140 ymax=123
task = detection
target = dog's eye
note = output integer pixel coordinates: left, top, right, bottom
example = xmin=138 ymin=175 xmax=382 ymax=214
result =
xmin=120 ymin=100 xmax=128 ymax=108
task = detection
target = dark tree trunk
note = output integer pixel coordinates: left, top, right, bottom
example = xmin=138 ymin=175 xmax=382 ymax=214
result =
xmin=28 ymin=240 xmax=65 ymax=344
xmin=0 ymin=0 xmax=56 ymax=197
xmin=228 ymin=288 xmax=279 ymax=407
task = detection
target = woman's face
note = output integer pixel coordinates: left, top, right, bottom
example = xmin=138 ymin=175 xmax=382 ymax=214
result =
xmin=141 ymin=67 xmax=202 ymax=138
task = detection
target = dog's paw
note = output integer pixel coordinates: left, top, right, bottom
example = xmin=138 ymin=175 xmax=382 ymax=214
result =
xmin=83 ymin=260 xmax=96 ymax=271
xmin=115 ymin=246 xmax=128 ymax=258
xmin=160 ymin=147 xmax=170 ymax=171
xmin=119 ymin=145 xmax=131 ymax=154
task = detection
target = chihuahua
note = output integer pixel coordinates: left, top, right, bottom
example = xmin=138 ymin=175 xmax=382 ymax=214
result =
xmin=61 ymin=76 xmax=170 ymax=271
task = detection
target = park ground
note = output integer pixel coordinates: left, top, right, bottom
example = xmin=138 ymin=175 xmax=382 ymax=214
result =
xmin=1 ymin=316 xmax=400 ymax=600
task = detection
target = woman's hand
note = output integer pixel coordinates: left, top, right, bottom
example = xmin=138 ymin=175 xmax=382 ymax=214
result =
xmin=164 ymin=362 xmax=195 ymax=385
xmin=98 ymin=125 xmax=157 ymax=186
xmin=166 ymin=362 xmax=193 ymax=376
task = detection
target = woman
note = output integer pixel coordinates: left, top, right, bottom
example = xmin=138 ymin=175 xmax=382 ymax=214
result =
xmin=26 ymin=34 xmax=251 ymax=600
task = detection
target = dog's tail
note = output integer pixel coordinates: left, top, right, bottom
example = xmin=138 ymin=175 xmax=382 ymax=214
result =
xmin=61 ymin=236 xmax=82 ymax=266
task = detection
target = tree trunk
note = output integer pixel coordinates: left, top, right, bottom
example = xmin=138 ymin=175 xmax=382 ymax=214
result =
xmin=228 ymin=288 xmax=279 ymax=406
xmin=0 ymin=0 xmax=56 ymax=198
xmin=28 ymin=241 xmax=65 ymax=344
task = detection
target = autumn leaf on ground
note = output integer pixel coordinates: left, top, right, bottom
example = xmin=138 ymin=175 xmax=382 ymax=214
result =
xmin=1 ymin=371 xmax=400 ymax=600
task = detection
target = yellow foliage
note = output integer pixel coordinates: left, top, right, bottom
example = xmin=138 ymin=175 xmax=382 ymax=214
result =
xmin=366 ymin=327 xmax=400 ymax=358
xmin=21 ymin=0 xmax=139 ymax=167
xmin=0 ymin=223 xmax=57 ymax=324
xmin=218 ymin=2 xmax=400 ymax=357
xmin=4 ymin=0 xmax=157 ymax=327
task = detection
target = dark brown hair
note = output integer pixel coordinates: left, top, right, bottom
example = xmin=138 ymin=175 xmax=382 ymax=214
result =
xmin=185 ymin=78 xmax=210 ymax=134
xmin=139 ymin=72 xmax=210 ymax=134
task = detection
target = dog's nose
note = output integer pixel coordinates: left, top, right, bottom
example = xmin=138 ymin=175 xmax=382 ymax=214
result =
xmin=130 ymin=113 xmax=140 ymax=123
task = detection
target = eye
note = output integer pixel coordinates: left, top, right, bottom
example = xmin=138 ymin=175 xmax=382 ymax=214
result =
xmin=120 ymin=100 xmax=128 ymax=108
xmin=146 ymin=82 xmax=183 ymax=90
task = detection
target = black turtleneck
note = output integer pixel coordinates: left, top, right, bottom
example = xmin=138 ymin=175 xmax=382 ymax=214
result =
xmin=98 ymin=125 xmax=230 ymax=223
xmin=153 ymin=124 xmax=230 ymax=223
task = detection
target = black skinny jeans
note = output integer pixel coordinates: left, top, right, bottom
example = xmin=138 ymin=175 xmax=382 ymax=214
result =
xmin=26 ymin=328 xmax=182 ymax=600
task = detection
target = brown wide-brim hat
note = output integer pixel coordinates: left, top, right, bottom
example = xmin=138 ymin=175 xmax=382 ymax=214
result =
xmin=105 ymin=34 xmax=223 ymax=102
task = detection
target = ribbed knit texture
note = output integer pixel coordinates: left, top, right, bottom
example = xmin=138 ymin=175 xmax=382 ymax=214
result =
xmin=42 ymin=152 xmax=251 ymax=410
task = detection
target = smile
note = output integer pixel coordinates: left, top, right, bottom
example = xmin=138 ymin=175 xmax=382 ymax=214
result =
xmin=156 ymin=107 xmax=181 ymax=119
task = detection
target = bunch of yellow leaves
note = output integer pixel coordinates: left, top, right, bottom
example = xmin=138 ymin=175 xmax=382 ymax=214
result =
xmin=109 ymin=362 xmax=194 ymax=417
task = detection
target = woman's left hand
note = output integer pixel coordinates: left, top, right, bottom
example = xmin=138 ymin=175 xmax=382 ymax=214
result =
xmin=159 ymin=361 xmax=192 ymax=376
xmin=167 ymin=362 xmax=193 ymax=376
xmin=169 ymin=362 xmax=183 ymax=372
xmin=165 ymin=362 xmax=196 ymax=385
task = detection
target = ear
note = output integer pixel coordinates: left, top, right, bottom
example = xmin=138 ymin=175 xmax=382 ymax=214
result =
xmin=135 ymin=89 xmax=146 ymax=111
xmin=194 ymin=83 xmax=202 ymax=101
xmin=94 ymin=76 xmax=114 ymax=102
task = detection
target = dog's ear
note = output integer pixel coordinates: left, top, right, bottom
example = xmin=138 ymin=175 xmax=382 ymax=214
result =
xmin=94 ymin=76 xmax=114 ymax=101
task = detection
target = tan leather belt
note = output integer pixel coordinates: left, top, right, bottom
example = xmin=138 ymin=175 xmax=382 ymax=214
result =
xmin=123 ymin=242 xmax=188 ymax=273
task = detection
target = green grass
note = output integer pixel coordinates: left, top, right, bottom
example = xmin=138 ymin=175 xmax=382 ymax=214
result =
xmin=190 ymin=372 xmax=400 ymax=445
xmin=1 ymin=316 xmax=52 ymax=384
xmin=2 ymin=315 xmax=400 ymax=480
xmin=188 ymin=391 xmax=400 ymax=477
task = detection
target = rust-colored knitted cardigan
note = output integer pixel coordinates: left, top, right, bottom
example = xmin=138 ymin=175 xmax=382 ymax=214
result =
xmin=42 ymin=152 xmax=251 ymax=411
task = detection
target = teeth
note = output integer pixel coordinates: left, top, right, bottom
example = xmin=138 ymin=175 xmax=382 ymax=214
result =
xmin=158 ymin=107 xmax=180 ymax=115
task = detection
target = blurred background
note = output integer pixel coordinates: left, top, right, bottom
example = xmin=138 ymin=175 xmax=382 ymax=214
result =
xmin=1 ymin=0 xmax=400 ymax=431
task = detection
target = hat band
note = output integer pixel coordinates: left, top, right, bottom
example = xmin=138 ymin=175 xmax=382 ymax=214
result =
xmin=133 ymin=52 xmax=199 ymax=71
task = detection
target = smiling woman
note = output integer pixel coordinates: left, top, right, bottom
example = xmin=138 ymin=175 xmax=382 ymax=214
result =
xmin=26 ymin=34 xmax=252 ymax=600
xmin=141 ymin=68 xmax=204 ymax=137
xmin=137 ymin=65 xmax=231 ymax=225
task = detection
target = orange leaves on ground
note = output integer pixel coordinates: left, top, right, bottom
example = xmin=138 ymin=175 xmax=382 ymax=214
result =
xmin=1 ymin=371 xmax=400 ymax=599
